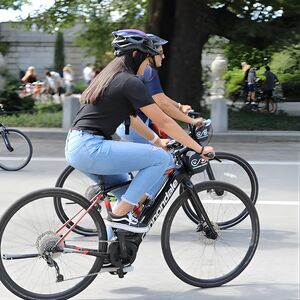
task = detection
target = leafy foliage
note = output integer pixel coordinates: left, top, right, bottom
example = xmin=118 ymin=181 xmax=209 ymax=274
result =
xmin=0 ymin=0 xmax=27 ymax=10
xmin=2 ymin=0 xmax=300 ymax=106
xmin=23 ymin=0 xmax=148 ymax=66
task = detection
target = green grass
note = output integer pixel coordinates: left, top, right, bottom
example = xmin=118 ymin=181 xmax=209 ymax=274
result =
xmin=1 ymin=112 xmax=62 ymax=127
xmin=1 ymin=109 xmax=299 ymax=131
xmin=228 ymin=110 xmax=300 ymax=131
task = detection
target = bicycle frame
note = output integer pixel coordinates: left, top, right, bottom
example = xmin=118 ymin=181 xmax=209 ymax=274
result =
xmin=55 ymin=162 xmax=218 ymax=256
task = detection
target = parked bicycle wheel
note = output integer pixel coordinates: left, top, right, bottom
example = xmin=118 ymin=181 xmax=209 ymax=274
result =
xmin=0 ymin=188 xmax=107 ymax=300
xmin=162 ymin=181 xmax=259 ymax=288
xmin=181 ymin=152 xmax=259 ymax=228
xmin=0 ymin=128 xmax=33 ymax=171
xmin=257 ymin=98 xmax=278 ymax=114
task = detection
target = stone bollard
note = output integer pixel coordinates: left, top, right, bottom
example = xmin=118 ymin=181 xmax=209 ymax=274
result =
xmin=209 ymin=54 xmax=228 ymax=132
xmin=63 ymin=95 xmax=80 ymax=130
xmin=210 ymin=95 xmax=228 ymax=132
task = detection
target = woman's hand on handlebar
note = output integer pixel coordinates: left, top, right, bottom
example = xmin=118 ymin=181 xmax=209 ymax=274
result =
xmin=153 ymin=138 xmax=171 ymax=151
xmin=200 ymin=146 xmax=215 ymax=160
xmin=192 ymin=117 xmax=204 ymax=127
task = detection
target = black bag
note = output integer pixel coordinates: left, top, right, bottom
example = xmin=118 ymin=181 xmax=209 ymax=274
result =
xmin=182 ymin=150 xmax=208 ymax=174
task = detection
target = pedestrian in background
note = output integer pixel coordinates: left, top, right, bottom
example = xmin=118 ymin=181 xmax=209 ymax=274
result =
xmin=44 ymin=69 xmax=63 ymax=102
xmin=247 ymin=67 xmax=257 ymax=104
xmin=63 ymin=64 xmax=74 ymax=96
xmin=22 ymin=66 xmax=37 ymax=83
xmin=262 ymin=65 xmax=278 ymax=111
xmin=241 ymin=62 xmax=250 ymax=102
xmin=83 ymin=63 xmax=93 ymax=85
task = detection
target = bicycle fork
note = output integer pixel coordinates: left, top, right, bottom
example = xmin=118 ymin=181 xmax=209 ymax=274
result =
xmin=183 ymin=179 xmax=218 ymax=239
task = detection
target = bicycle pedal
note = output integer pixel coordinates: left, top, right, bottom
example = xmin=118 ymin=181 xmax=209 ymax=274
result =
xmin=100 ymin=265 xmax=133 ymax=275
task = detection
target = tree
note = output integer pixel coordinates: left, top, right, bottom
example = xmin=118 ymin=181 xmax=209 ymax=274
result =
xmin=54 ymin=31 xmax=65 ymax=74
xmin=146 ymin=0 xmax=300 ymax=109
xmin=0 ymin=0 xmax=26 ymax=10
xmin=5 ymin=0 xmax=300 ymax=108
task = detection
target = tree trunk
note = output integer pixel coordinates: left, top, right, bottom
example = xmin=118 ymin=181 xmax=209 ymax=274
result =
xmin=147 ymin=0 xmax=215 ymax=110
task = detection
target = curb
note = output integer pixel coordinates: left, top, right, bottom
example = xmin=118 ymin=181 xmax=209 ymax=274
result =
xmin=16 ymin=128 xmax=300 ymax=143
xmin=210 ymin=131 xmax=300 ymax=143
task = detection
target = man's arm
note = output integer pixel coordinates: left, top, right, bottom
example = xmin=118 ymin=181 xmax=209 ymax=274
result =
xmin=152 ymin=93 xmax=203 ymax=127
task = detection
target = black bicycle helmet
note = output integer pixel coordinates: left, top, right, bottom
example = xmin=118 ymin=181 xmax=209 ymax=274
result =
xmin=112 ymin=29 xmax=159 ymax=57
xmin=147 ymin=33 xmax=168 ymax=47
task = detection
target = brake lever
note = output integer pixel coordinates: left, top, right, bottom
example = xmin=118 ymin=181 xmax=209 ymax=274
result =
xmin=204 ymin=152 xmax=221 ymax=162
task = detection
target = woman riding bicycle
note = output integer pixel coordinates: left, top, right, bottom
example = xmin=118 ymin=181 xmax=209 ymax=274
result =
xmin=117 ymin=33 xmax=203 ymax=143
xmin=65 ymin=29 xmax=214 ymax=233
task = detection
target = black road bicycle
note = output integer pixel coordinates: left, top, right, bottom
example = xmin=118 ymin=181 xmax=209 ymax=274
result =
xmin=55 ymin=114 xmax=258 ymax=233
xmin=0 ymin=105 xmax=33 ymax=171
xmin=0 ymin=140 xmax=260 ymax=299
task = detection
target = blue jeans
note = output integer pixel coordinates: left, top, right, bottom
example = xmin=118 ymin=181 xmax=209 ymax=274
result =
xmin=116 ymin=122 xmax=174 ymax=198
xmin=65 ymin=130 xmax=171 ymax=205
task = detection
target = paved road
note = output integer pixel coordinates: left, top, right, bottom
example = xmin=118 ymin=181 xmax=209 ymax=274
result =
xmin=0 ymin=139 xmax=299 ymax=300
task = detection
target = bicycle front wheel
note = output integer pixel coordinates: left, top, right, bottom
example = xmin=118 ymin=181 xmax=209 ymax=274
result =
xmin=0 ymin=128 xmax=33 ymax=171
xmin=181 ymin=152 xmax=259 ymax=228
xmin=162 ymin=181 xmax=259 ymax=288
xmin=0 ymin=188 xmax=107 ymax=300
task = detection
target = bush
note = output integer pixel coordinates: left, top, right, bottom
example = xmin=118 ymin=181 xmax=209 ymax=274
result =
xmin=0 ymin=77 xmax=35 ymax=113
xmin=73 ymin=81 xmax=86 ymax=94
xmin=278 ymin=71 xmax=300 ymax=97
xmin=0 ymin=90 xmax=35 ymax=113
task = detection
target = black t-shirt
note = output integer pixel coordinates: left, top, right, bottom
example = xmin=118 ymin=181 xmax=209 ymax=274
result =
xmin=72 ymin=72 xmax=154 ymax=138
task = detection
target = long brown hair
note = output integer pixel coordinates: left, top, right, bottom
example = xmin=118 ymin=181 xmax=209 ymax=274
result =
xmin=80 ymin=52 xmax=148 ymax=104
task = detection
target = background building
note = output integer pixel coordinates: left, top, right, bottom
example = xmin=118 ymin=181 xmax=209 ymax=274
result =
xmin=0 ymin=22 xmax=94 ymax=81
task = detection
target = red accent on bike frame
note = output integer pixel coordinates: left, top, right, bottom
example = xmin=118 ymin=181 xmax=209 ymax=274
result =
xmin=150 ymin=123 xmax=169 ymax=139
xmin=104 ymin=198 xmax=112 ymax=210
xmin=55 ymin=193 xmax=104 ymax=246
xmin=164 ymin=168 xmax=174 ymax=176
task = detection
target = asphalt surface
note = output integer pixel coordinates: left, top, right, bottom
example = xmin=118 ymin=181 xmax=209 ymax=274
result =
xmin=0 ymin=139 xmax=299 ymax=300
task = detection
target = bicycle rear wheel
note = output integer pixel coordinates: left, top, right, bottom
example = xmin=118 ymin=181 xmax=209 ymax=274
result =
xmin=181 ymin=152 xmax=259 ymax=228
xmin=0 ymin=188 xmax=107 ymax=300
xmin=162 ymin=181 xmax=259 ymax=288
xmin=258 ymin=98 xmax=277 ymax=113
xmin=0 ymin=128 xmax=33 ymax=171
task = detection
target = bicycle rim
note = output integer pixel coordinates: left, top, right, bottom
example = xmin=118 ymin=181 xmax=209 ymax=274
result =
xmin=0 ymin=188 xmax=107 ymax=300
xmin=162 ymin=181 xmax=260 ymax=288
xmin=0 ymin=129 xmax=33 ymax=171
xmin=268 ymin=99 xmax=278 ymax=114
xmin=181 ymin=152 xmax=259 ymax=228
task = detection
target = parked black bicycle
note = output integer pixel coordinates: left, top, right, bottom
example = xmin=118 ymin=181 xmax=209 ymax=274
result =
xmin=0 ymin=105 xmax=33 ymax=171
xmin=0 ymin=139 xmax=260 ymax=299
xmin=55 ymin=112 xmax=258 ymax=233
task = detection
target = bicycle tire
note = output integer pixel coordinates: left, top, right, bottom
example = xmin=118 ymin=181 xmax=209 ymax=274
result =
xmin=0 ymin=128 xmax=33 ymax=171
xmin=161 ymin=181 xmax=260 ymax=288
xmin=257 ymin=98 xmax=278 ymax=114
xmin=0 ymin=188 xmax=107 ymax=300
xmin=181 ymin=151 xmax=259 ymax=229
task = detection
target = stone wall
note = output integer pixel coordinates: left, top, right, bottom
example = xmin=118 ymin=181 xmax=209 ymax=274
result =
xmin=0 ymin=22 xmax=94 ymax=81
